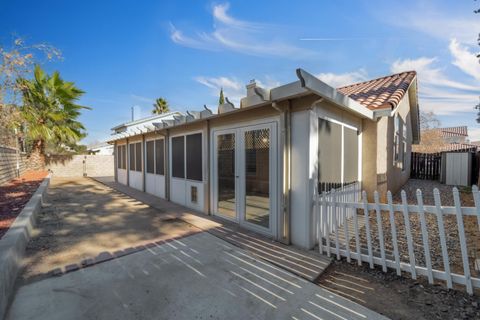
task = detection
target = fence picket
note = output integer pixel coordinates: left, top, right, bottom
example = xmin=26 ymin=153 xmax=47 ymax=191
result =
xmin=453 ymin=188 xmax=473 ymax=295
xmin=362 ymin=191 xmax=374 ymax=269
xmin=416 ymin=189 xmax=433 ymax=284
xmin=374 ymin=191 xmax=387 ymax=272
xmin=342 ymin=202 xmax=351 ymax=263
xmin=332 ymin=190 xmax=340 ymax=260
xmin=401 ymin=190 xmax=417 ymax=279
xmin=433 ymin=188 xmax=452 ymax=289
xmin=387 ymin=191 xmax=401 ymax=276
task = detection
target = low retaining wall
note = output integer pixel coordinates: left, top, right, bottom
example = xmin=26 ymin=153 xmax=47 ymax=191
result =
xmin=0 ymin=174 xmax=50 ymax=319
xmin=0 ymin=146 xmax=27 ymax=186
xmin=46 ymin=155 xmax=114 ymax=177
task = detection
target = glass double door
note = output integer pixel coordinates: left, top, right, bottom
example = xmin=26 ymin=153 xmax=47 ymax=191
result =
xmin=213 ymin=123 xmax=276 ymax=234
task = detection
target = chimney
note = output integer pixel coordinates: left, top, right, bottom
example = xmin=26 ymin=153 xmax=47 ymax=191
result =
xmin=246 ymin=79 xmax=257 ymax=97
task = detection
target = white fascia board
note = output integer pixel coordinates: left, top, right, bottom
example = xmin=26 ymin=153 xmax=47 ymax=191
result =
xmin=296 ymin=68 xmax=375 ymax=120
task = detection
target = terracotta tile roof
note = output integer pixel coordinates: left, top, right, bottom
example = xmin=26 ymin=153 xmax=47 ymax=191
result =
xmin=337 ymin=71 xmax=417 ymax=110
xmin=436 ymin=126 xmax=468 ymax=137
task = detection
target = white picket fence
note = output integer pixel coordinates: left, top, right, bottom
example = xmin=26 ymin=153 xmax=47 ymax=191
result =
xmin=315 ymin=185 xmax=480 ymax=295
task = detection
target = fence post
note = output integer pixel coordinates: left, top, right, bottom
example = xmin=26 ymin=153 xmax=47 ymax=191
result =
xmin=362 ymin=191 xmax=374 ymax=269
xmin=453 ymin=187 xmax=473 ymax=295
xmin=401 ymin=190 xmax=417 ymax=279
xmin=342 ymin=199 xmax=351 ymax=263
xmin=387 ymin=191 xmax=401 ymax=276
xmin=374 ymin=191 xmax=387 ymax=272
xmin=433 ymin=188 xmax=452 ymax=289
xmin=316 ymin=191 xmax=323 ymax=254
xmin=416 ymin=189 xmax=433 ymax=284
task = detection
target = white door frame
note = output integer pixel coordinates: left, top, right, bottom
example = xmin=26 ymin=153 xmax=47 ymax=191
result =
xmin=211 ymin=121 xmax=278 ymax=237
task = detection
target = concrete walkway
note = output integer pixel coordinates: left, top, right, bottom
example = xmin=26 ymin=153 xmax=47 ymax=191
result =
xmin=8 ymin=232 xmax=387 ymax=320
xmin=93 ymin=176 xmax=331 ymax=281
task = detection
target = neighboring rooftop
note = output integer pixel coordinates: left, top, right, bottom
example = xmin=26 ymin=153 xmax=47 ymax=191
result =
xmin=432 ymin=126 xmax=468 ymax=138
xmin=337 ymin=71 xmax=417 ymax=111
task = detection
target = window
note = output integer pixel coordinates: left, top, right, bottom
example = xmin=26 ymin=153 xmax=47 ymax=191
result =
xmin=318 ymin=118 xmax=342 ymax=192
xmin=117 ymin=146 xmax=122 ymax=169
xmin=146 ymin=141 xmax=154 ymax=174
xmin=129 ymin=144 xmax=135 ymax=171
xmin=135 ymin=143 xmax=142 ymax=171
xmin=121 ymin=145 xmax=126 ymax=169
xmin=172 ymin=136 xmax=185 ymax=178
xmin=393 ymin=115 xmax=406 ymax=170
xmin=186 ymin=133 xmax=202 ymax=181
xmin=344 ymin=127 xmax=358 ymax=184
xmin=155 ymin=139 xmax=165 ymax=175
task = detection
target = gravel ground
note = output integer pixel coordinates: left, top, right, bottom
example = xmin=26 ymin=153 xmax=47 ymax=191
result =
xmin=317 ymin=259 xmax=480 ymax=320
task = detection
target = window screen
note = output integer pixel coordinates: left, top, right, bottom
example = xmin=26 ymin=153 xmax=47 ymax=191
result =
xmin=122 ymin=145 xmax=127 ymax=169
xmin=129 ymin=144 xmax=135 ymax=171
xmin=318 ymin=118 xmax=342 ymax=192
xmin=146 ymin=141 xmax=154 ymax=174
xmin=344 ymin=127 xmax=359 ymax=184
xmin=172 ymin=136 xmax=185 ymax=178
xmin=135 ymin=142 xmax=142 ymax=171
xmin=186 ymin=133 xmax=202 ymax=181
xmin=117 ymin=146 xmax=122 ymax=169
xmin=155 ymin=139 xmax=165 ymax=175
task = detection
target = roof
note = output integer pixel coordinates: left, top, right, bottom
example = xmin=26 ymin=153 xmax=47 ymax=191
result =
xmin=436 ymin=126 xmax=468 ymax=138
xmin=110 ymin=111 xmax=181 ymax=131
xmin=337 ymin=71 xmax=417 ymax=110
xmin=414 ymin=142 xmax=478 ymax=153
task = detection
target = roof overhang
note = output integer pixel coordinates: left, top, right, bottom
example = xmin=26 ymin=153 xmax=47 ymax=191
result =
xmin=295 ymin=68 xmax=375 ymax=120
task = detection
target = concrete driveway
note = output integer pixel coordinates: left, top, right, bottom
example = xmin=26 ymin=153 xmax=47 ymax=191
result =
xmin=8 ymin=232 xmax=386 ymax=320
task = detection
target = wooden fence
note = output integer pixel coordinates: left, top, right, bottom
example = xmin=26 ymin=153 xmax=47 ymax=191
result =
xmin=410 ymin=152 xmax=441 ymax=180
xmin=316 ymin=185 xmax=480 ymax=295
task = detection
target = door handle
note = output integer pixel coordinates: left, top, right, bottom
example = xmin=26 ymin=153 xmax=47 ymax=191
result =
xmin=236 ymin=176 xmax=239 ymax=178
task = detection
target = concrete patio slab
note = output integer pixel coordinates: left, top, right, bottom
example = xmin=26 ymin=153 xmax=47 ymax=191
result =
xmin=93 ymin=176 xmax=332 ymax=282
xmin=7 ymin=232 xmax=387 ymax=320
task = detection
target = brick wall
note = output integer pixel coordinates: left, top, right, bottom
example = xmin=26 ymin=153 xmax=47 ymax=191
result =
xmin=0 ymin=146 xmax=27 ymax=185
xmin=46 ymin=155 xmax=114 ymax=177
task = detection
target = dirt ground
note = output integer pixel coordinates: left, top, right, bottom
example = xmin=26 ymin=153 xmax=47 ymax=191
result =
xmin=20 ymin=177 xmax=200 ymax=285
xmin=0 ymin=170 xmax=48 ymax=239
xmin=317 ymin=259 xmax=480 ymax=320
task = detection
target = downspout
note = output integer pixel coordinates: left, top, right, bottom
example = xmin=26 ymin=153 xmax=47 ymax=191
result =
xmin=271 ymin=101 xmax=291 ymax=245
xmin=165 ymin=129 xmax=170 ymax=201
xmin=142 ymin=134 xmax=146 ymax=192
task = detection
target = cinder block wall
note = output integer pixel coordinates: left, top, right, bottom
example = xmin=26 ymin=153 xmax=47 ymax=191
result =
xmin=46 ymin=155 xmax=114 ymax=177
xmin=0 ymin=146 xmax=26 ymax=185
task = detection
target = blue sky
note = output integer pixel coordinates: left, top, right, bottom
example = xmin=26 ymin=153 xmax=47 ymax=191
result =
xmin=1 ymin=0 xmax=480 ymax=144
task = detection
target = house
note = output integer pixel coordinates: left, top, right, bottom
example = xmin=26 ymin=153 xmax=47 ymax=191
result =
xmin=413 ymin=126 xmax=478 ymax=153
xmin=107 ymin=68 xmax=420 ymax=249
xmin=87 ymin=142 xmax=114 ymax=155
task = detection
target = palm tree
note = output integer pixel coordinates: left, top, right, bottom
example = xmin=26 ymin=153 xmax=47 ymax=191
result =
xmin=17 ymin=65 xmax=89 ymax=169
xmin=152 ymin=97 xmax=169 ymax=114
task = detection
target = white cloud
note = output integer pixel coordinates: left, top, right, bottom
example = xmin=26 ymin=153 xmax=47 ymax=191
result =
xmin=449 ymin=38 xmax=480 ymax=82
xmin=130 ymin=94 xmax=154 ymax=104
xmin=169 ymin=3 xmax=312 ymax=58
xmin=316 ymin=69 xmax=368 ymax=87
xmin=391 ymin=54 xmax=479 ymax=116
xmin=391 ymin=57 xmax=478 ymax=91
xmin=376 ymin=3 xmax=480 ymax=44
